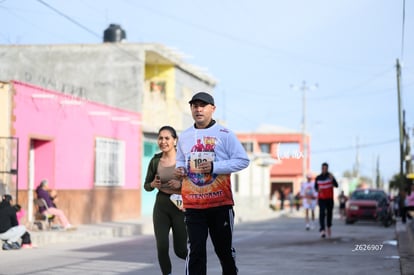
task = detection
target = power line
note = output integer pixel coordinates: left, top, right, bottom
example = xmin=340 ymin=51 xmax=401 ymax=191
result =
xmin=18 ymin=1 xmax=411 ymax=110
xmin=36 ymin=0 xmax=101 ymax=39
xmin=312 ymin=138 xmax=398 ymax=154
xmin=308 ymin=67 xmax=395 ymax=101
xmin=0 ymin=2 xmax=70 ymax=43
xmin=35 ymin=0 xmax=142 ymax=62
xmin=118 ymin=1 xmax=407 ymax=106
xmin=9 ymin=2 xmax=405 ymax=98
xmin=121 ymin=0 xmax=380 ymax=73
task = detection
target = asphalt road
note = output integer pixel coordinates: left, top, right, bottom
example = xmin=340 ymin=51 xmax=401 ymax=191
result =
xmin=0 ymin=214 xmax=400 ymax=275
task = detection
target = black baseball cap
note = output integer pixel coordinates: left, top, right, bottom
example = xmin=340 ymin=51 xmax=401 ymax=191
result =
xmin=189 ymin=92 xmax=215 ymax=106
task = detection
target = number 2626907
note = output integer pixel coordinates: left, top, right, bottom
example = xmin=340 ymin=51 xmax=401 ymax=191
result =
xmin=352 ymin=244 xmax=383 ymax=252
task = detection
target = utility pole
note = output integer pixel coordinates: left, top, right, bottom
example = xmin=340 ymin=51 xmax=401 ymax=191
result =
xmin=396 ymin=59 xmax=404 ymax=191
xmin=354 ymin=136 xmax=360 ymax=178
xmin=291 ymin=81 xmax=318 ymax=181
xmin=376 ymin=155 xmax=380 ymax=189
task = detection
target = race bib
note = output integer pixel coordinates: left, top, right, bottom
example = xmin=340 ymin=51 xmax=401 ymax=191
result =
xmin=170 ymin=194 xmax=184 ymax=211
xmin=189 ymin=152 xmax=215 ymax=173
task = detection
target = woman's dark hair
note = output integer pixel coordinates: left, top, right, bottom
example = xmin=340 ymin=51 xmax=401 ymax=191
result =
xmin=158 ymin=125 xmax=177 ymax=139
xmin=2 ymin=194 xmax=12 ymax=202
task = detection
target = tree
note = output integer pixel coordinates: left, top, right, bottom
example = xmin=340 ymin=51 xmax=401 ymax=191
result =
xmin=389 ymin=173 xmax=405 ymax=191
xmin=342 ymin=170 xmax=373 ymax=189
xmin=342 ymin=170 xmax=353 ymax=178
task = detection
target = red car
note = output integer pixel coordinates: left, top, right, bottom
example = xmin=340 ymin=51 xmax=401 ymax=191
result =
xmin=345 ymin=188 xmax=394 ymax=227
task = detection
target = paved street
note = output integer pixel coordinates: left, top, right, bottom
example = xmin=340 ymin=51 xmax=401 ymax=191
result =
xmin=0 ymin=213 xmax=400 ymax=275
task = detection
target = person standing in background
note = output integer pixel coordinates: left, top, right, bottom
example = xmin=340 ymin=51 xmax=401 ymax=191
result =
xmin=401 ymin=184 xmax=414 ymax=224
xmin=175 ymin=92 xmax=250 ymax=275
xmin=338 ymin=190 xmax=348 ymax=220
xmin=315 ymin=162 xmax=338 ymax=238
xmin=278 ymin=186 xmax=286 ymax=211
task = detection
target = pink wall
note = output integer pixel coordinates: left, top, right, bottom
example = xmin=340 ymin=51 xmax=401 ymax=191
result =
xmin=12 ymin=81 xmax=142 ymax=190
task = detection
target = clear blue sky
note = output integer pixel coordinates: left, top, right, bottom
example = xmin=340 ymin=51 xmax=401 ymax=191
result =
xmin=1 ymin=0 xmax=413 ymax=184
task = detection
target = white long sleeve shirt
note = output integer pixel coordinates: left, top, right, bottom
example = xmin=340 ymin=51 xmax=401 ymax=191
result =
xmin=176 ymin=123 xmax=250 ymax=209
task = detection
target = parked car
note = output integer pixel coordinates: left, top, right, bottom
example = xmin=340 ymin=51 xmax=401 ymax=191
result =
xmin=345 ymin=188 xmax=394 ymax=227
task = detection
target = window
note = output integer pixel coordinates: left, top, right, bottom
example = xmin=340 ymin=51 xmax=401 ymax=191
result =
xmin=241 ymin=141 xmax=253 ymax=153
xmin=95 ymin=137 xmax=125 ymax=186
xmin=259 ymin=143 xmax=271 ymax=153
xmin=149 ymin=80 xmax=166 ymax=98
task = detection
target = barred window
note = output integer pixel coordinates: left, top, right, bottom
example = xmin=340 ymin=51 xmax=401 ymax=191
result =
xmin=95 ymin=137 xmax=125 ymax=186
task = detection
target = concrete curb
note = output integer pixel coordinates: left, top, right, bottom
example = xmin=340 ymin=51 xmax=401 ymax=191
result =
xmin=30 ymin=220 xmax=144 ymax=247
xmin=396 ymin=220 xmax=414 ymax=275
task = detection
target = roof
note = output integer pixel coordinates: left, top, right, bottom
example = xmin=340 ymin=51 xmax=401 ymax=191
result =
xmin=143 ymin=43 xmax=217 ymax=86
xmin=0 ymin=43 xmax=217 ymax=87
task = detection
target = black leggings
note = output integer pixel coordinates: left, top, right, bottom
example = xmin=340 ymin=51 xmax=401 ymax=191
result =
xmin=21 ymin=231 xmax=31 ymax=244
xmin=318 ymin=199 xmax=334 ymax=231
xmin=153 ymin=192 xmax=187 ymax=275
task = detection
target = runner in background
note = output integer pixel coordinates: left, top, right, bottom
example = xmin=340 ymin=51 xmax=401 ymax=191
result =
xmin=301 ymin=173 xmax=318 ymax=230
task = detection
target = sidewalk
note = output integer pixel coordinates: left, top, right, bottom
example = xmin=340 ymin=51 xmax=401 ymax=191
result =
xmin=395 ymin=218 xmax=414 ymax=275
xmin=29 ymin=219 xmax=148 ymax=247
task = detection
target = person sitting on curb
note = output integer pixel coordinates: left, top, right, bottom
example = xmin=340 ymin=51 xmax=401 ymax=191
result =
xmin=0 ymin=194 xmax=31 ymax=250
xmin=36 ymin=179 xmax=76 ymax=231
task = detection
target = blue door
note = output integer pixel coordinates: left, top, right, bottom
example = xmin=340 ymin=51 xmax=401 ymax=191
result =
xmin=141 ymin=141 xmax=160 ymax=216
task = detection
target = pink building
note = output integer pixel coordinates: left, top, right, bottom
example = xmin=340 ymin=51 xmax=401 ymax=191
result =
xmin=2 ymin=81 xmax=142 ymax=225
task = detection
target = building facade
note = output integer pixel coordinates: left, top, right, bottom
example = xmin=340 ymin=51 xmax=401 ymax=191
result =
xmin=0 ymin=43 xmax=216 ymax=132
xmin=237 ymin=124 xmax=311 ymax=209
xmin=0 ymin=40 xmax=217 ymax=220
xmin=0 ymin=81 xmax=142 ymax=225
